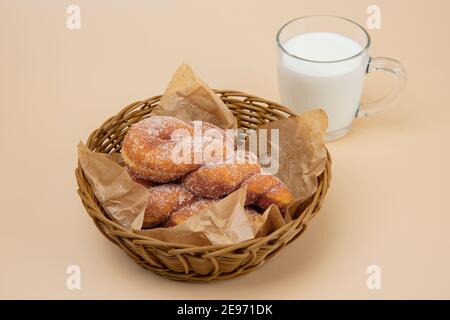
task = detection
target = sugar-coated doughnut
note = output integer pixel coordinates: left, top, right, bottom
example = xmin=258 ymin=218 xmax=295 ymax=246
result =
xmin=122 ymin=116 xmax=200 ymax=183
xmin=161 ymin=199 xmax=217 ymax=227
xmin=181 ymin=151 xmax=261 ymax=199
xmin=256 ymin=187 xmax=294 ymax=215
xmin=127 ymin=167 xmax=158 ymax=188
xmin=241 ymin=173 xmax=294 ymax=215
xmin=241 ymin=173 xmax=282 ymax=205
xmin=143 ymin=184 xmax=195 ymax=228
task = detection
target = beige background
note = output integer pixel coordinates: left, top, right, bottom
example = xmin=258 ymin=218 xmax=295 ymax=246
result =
xmin=1 ymin=0 xmax=449 ymax=299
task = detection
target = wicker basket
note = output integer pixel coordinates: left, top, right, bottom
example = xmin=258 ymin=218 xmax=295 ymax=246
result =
xmin=75 ymin=90 xmax=332 ymax=282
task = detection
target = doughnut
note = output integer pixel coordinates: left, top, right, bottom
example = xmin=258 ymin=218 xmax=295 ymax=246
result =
xmin=241 ymin=173 xmax=282 ymax=205
xmin=121 ymin=116 xmax=200 ymax=183
xmin=241 ymin=173 xmax=294 ymax=215
xmin=161 ymin=199 xmax=217 ymax=227
xmin=256 ymin=187 xmax=294 ymax=215
xmin=127 ymin=167 xmax=158 ymax=188
xmin=190 ymin=120 xmax=235 ymax=164
xmin=143 ymin=184 xmax=196 ymax=228
xmin=181 ymin=151 xmax=261 ymax=198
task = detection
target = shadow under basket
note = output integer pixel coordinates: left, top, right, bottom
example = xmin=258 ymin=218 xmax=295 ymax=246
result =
xmin=75 ymin=90 xmax=332 ymax=282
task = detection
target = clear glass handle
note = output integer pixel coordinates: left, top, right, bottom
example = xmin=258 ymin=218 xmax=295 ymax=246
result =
xmin=357 ymin=57 xmax=407 ymax=117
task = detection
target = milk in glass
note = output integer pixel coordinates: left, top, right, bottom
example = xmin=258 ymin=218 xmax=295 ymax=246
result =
xmin=277 ymin=32 xmax=369 ymax=132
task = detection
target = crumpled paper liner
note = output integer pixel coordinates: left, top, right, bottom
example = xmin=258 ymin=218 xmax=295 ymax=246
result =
xmin=77 ymin=63 xmax=328 ymax=246
xmin=151 ymin=62 xmax=237 ymax=130
xmin=246 ymin=110 xmax=328 ymax=217
xmin=77 ymin=143 xmax=149 ymax=229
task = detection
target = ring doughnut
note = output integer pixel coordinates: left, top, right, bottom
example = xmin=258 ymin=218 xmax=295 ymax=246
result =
xmin=161 ymin=199 xmax=217 ymax=227
xmin=181 ymin=151 xmax=261 ymax=199
xmin=241 ymin=173 xmax=294 ymax=215
xmin=143 ymin=184 xmax=196 ymax=228
xmin=122 ymin=116 xmax=200 ymax=183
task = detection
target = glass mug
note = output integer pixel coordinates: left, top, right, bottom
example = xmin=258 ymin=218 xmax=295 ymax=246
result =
xmin=276 ymin=15 xmax=407 ymax=141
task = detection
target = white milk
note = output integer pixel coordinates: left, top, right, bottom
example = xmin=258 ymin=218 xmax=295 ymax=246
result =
xmin=277 ymin=32 xmax=369 ymax=133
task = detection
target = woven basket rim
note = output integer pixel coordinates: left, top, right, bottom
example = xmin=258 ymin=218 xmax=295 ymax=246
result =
xmin=75 ymin=89 xmax=332 ymax=250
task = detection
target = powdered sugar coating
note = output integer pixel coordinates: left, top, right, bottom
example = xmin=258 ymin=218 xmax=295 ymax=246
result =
xmin=241 ymin=173 xmax=283 ymax=205
xmin=241 ymin=173 xmax=294 ymax=215
xmin=256 ymin=187 xmax=294 ymax=216
xmin=181 ymin=151 xmax=262 ymax=199
xmin=143 ymin=184 xmax=195 ymax=228
xmin=122 ymin=116 xmax=200 ymax=183
xmin=122 ymin=117 xmax=239 ymax=183
xmin=127 ymin=167 xmax=158 ymax=188
xmin=162 ymin=198 xmax=218 ymax=227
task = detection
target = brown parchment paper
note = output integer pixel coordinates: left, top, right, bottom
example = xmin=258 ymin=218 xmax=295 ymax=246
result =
xmin=246 ymin=110 xmax=328 ymax=210
xmin=151 ymin=63 xmax=237 ymax=130
xmin=77 ymin=63 xmax=328 ymax=246
xmin=77 ymin=143 xmax=149 ymax=229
